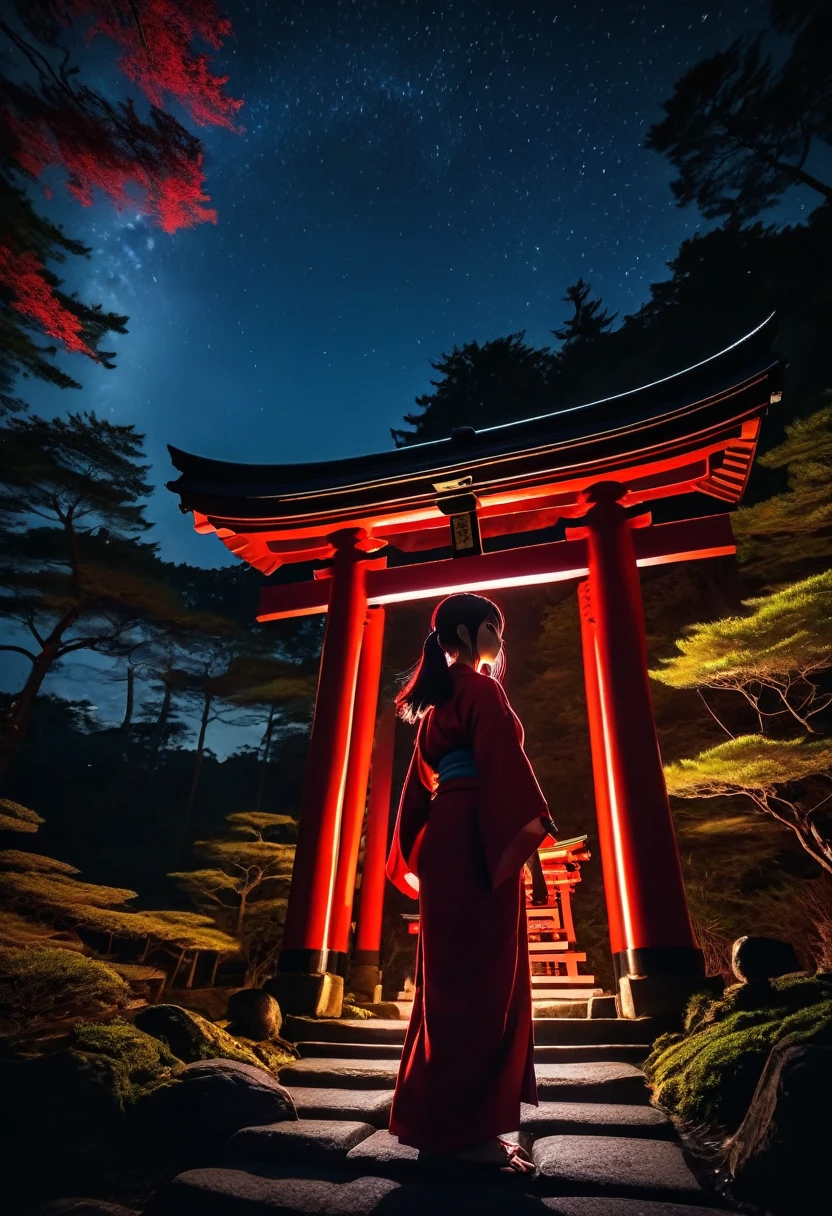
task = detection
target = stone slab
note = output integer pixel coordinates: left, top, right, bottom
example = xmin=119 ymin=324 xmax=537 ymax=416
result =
xmin=228 ymin=1119 xmax=375 ymax=1167
xmin=144 ymin=1166 xmax=735 ymax=1216
xmin=534 ymin=1062 xmax=650 ymax=1104
xmin=283 ymin=1016 xmax=406 ymax=1046
xmin=297 ymin=1041 xmax=402 ymax=1060
xmin=533 ymin=1135 xmax=702 ymax=1202
xmin=532 ymin=1018 xmax=665 ymax=1046
xmin=143 ymin=1166 xmax=398 ymax=1215
xmin=279 ymin=1057 xmax=400 ymax=1089
xmin=283 ymin=1087 xmax=393 ymax=1129
xmin=533 ymin=1044 xmax=650 ymax=1066
xmin=521 ymin=1100 xmax=673 ymax=1139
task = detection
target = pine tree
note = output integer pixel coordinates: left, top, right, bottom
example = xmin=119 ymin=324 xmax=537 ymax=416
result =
xmin=650 ymin=570 xmax=832 ymax=735
xmin=734 ymin=404 xmax=832 ymax=581
xmin=664 ymin=735 xmax=832 ymax=875
xmin=172 ymin=810 xmax=296 ymax=986
xmin=0 ymin=1 xmax=240 ymax=403
xmin=551 ymin=278 xmax=617 ymax=348
xmin=0 ymin=411 xmax=194 ymax=779
xmin=391 ymin=332 xmax=553 ymax=446
xmin=646 ymin=7 xmax=832 ymax=221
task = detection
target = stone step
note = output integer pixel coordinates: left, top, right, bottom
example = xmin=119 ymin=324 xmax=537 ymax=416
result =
xmin=283 ymin=1014 xmax=663 ymax=1049
xmin=521 ymin=1100 xmax=674 ymax=1140
xmin=535 ymin=1062 xmax=650 ymax=1105
xmin=295 ymin=1040 xmax=651 ymax=1065
xmin=282 ymin=1087 xmax=393 ymax=1129
xmin=283 ymin=1016 xmax=406 ymax=1046
xmin=533 ymin=1017 xmax=665 ymax=1046
xmin=278 ymin=1057 xmax=401 ymax=1089
xmin=227 ymin=1118 xmax=375 ymax=1167
xmin=146 ymin=1164 xmax=734 ymax=1215
xmin=297 ymin=1040 xmax=402 ymax=1060
xmin=533 ymin=1134 xmax=703 ymax=1204
xmin=279 ymin=1057 xmax=650 ymax=1104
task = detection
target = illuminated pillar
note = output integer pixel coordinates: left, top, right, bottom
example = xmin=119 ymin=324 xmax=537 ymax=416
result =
xmin=574 ymin=483 xmax=703 ymax=1016
xmin=349 ymin=705 xmax=397 ymax=1001
xmin=577 ymin=579 xmax=626 ymax=972
xmin=326 ymin=606 xmax=386 ymax=977
xmin=271 ymin=529 xmax=376 ymax=1018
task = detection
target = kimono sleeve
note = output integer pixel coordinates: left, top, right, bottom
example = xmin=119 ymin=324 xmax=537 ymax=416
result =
xmin=385 ymin=720 xmax=433 ymax=899
xmin=469 ymin=675 xmax=551 ymax=890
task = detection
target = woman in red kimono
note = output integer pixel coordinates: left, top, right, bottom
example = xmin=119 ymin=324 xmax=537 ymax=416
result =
xmin=386 ymin=592 xmax=556 ymax=1171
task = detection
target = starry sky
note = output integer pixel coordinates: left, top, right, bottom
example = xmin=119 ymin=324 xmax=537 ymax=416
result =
xmin=23 ymin=0 xmax=814 ymax=567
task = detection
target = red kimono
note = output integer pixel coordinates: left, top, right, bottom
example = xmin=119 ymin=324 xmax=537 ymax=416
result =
xmin=385 ymin=664 xmax=550 ymax=1153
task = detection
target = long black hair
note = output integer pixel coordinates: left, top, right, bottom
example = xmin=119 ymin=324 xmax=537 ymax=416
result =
xmin=395 ymin=593 xmax=505 ymax=724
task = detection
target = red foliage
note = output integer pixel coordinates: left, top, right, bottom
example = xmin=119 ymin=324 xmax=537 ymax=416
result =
xmin=63 ymin=0 xmax=242 ymax=129
xmin=0 ymin=242 xmax=95 ymax=357
xmin=7 ymin=101 xmax=217 ymax=232
xmin=5 ymin=1 xmax=239 ymax=231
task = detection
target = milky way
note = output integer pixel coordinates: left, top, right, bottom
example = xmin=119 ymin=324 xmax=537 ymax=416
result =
xmin=22 ymin=0 xmax=811 ymax=564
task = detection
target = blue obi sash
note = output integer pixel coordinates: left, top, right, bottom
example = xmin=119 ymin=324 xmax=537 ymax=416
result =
xmin=436 ymin=748 xmax=477 ymax=783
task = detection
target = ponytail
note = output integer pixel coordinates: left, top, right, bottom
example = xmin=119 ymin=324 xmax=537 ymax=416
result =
xmin=395 ymin=629 xmax=453 ymax=724
xmin=395 ymin=593 xmax=506 ymax=723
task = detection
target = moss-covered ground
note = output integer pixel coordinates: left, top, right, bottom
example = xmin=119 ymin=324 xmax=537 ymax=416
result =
xmin=645 ymin=975 xmax=832 ymax=1131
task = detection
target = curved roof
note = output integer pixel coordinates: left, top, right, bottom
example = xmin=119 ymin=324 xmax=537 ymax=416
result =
xmin=167 ymin=316 xmax=782 ymax=567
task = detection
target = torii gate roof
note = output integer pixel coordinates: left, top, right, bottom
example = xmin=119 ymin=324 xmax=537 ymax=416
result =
xmin=167 ymin=315 xmax=782 ymax=578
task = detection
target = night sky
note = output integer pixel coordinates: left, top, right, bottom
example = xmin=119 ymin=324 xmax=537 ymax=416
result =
xmin=24 ymin=0 xmax=811 ymax=567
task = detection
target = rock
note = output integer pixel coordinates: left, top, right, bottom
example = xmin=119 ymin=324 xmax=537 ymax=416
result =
xmin=534 ymin=1061 xmax=649 ymax=1104
xmin=225 ymin=988 xmax=282 ymax=1041
xmin=731 ymin=936 xmax=801 ymax=985
xmin=144 ymin=1169 xmax=733 ymax=1216
xmin=0 ymin=1050 xmax=126 ymax=1207
xmin=24 ymin=1203 xmax=140 ymax=1216
xmin=228 ymin=1118 xmax=375 ymax=1166
xmin=532 ymin=1134 xmax=702 ymax=1202
xmin=143 ymin=1167 xmax=398 ymax=1215
xmin=520 ymin=1100 xmax=673 ymax=1139
xmin=728 ymin=1042 xmax=832 ymax=1213
xmin=279 ymin=1057 xmax=400 ymax=1089
xmin=137 ymin=1058 xmax=297 ymax=1153
xmin=133 ymin=1004 xmax=268 ymax=1072
xmin=283 ymin=1086 xmax=392 ymax=1128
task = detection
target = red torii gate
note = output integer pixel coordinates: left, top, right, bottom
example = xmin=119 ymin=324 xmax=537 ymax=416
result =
xmin=167 ymin=316 xmax=782 ymax=1019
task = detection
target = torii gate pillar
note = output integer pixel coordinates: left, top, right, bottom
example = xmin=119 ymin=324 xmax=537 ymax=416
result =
xmin=573 ymin=483 xmax=712 ymax=1017
xmin=268 ymin=529 xmax=381 ymax=1018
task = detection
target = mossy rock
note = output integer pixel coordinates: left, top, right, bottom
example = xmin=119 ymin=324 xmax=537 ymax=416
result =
xmin=240 ymin=1037 xmax=299 ymax=1070
xmin=70 ymin=1019 xmax=182 ymax=1109
xmin=134 ymin=1004 xmax=271 ymax=1073
xmin=645 ymin=974 xmax=832 ymax=1131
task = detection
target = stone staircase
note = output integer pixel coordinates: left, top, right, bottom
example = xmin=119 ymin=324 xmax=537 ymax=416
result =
xmin=146 ymin=1015 xmax=739 ymax=1215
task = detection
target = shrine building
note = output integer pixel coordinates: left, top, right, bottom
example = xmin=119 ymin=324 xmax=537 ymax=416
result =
xmin=167 ymin=315 xmax=782 ymax=1020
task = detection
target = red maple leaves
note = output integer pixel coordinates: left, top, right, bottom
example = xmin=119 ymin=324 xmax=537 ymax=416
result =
xmin=73 ymin=0 xmax=243 ymax=130
xmin=5 ymin=1 xmax=240 ymax=232
xmin=0 ymin=243 xmax=94 ymax=357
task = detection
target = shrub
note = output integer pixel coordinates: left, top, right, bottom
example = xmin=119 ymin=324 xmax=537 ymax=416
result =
xmin=0 ymin=945 xmax=131 ymax=1034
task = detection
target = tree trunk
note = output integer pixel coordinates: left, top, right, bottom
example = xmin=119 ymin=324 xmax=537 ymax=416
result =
xmin=143 ymin=683 xmax=173 ymax=799
xmin=185 ymin=950 xmax=199 ymax=988
xmin=236 ymin=889 xmax=248 ymax=939
xmin=0 ymin=604 xmax=82 ymax=783
xmin=168 ymin=946 xmax=187 ymax=989
xmin=209 ymin=953 xmax=221 ymax=986
xmin=255 ymin=703 xmax=276 ymax=812
xmin=121 ymin=666 xmax=135 ymax=732
xmin=177 ymin=691 xmax=213 ymax=863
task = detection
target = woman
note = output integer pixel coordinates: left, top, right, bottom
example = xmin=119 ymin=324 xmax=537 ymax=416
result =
xmin=386 ymin=592 xmax=556 ymax=1172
